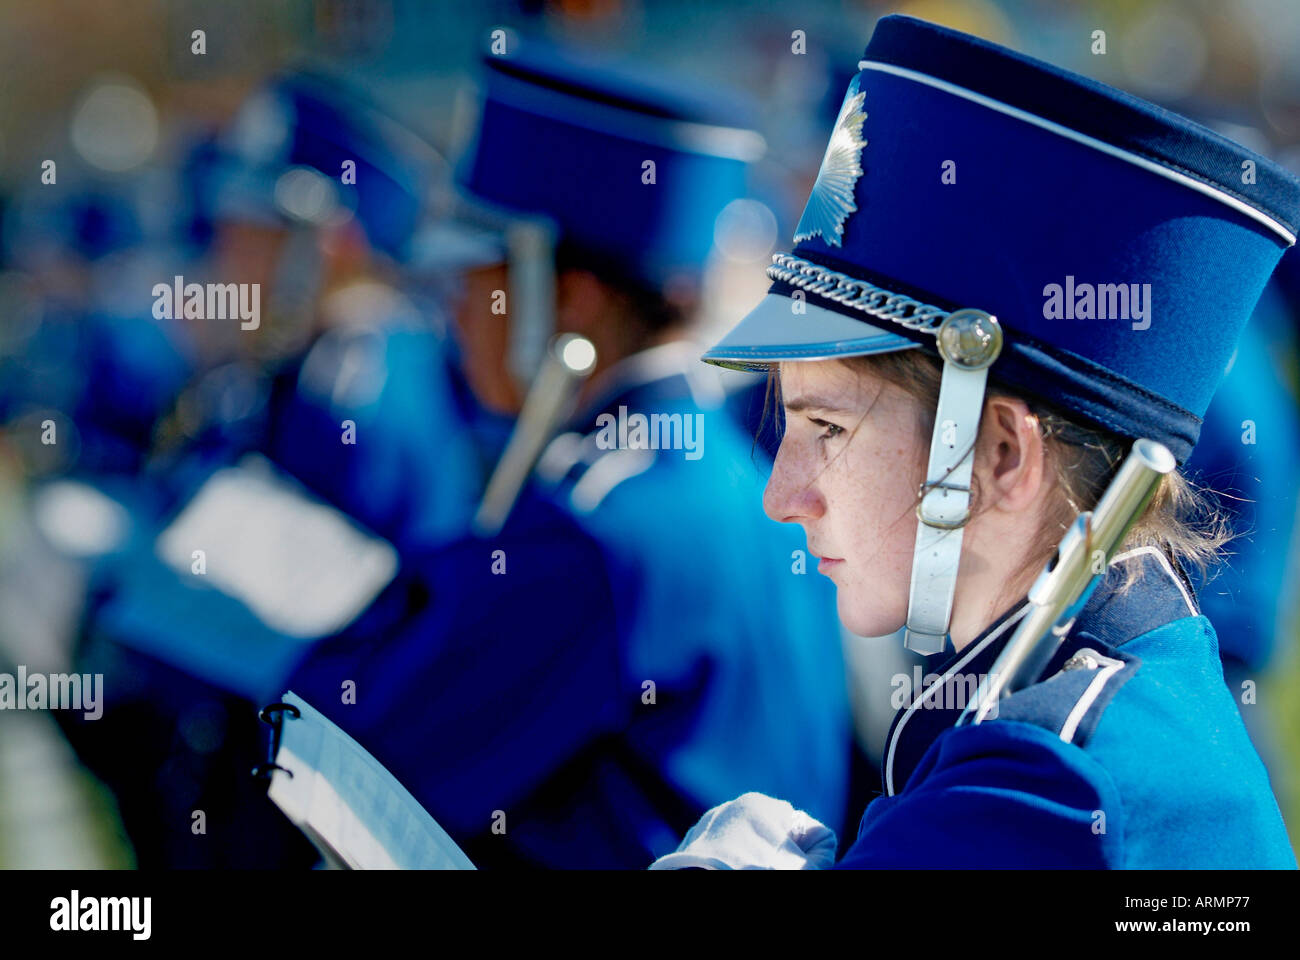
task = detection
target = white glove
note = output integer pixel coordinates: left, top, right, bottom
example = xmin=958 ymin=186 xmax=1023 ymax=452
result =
xmin=648 ymin=792 xmax=837 ymax=870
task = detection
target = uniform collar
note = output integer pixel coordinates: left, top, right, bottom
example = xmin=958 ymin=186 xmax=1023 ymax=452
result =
xmin=534 ymin=341 xmax=723 ymax=495
xmin=881 ymin=545 xmax=1201 ymax=796
xmin=569 ymin=340 xmax=724 ymax=428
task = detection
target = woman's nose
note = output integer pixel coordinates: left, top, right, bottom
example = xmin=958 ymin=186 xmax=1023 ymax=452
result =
xmin=763 ymin=439 xmax=825 ymax=524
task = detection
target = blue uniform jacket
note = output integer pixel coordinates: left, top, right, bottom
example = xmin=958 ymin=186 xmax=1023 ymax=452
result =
xmin=288 ymin=344 xmax=853 ymax=868
xmin=837 ymin=547 xmax=1296 ymax=868
xmin=266 ymin=323 xmax=484 ymax=554
xmin=59 ymin=319 xmax=483 ymax=867
xmin=1186 ymin=288 xmax=1300 ymax=671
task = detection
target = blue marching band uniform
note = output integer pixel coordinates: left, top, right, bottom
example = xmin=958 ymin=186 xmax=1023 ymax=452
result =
xmin=1189 ymin=257 xmax=1300 ymax=677
xmin=287 ymin=38 xmax=853 ymax=868
xmin=664 ymin=15 xmax=1300 ymax=868
xmin=848 ymin=547 xmax=1289 ymax=868
xmin=54 ymin=40 xmax=856 ymax=867
xmin=57 ymin=71 xmax=483 ymax=867
xmin=1187 ymin=266 xmax=1300 ymax=792
xmin=31 ymin=16 xmax=1300 ymax=869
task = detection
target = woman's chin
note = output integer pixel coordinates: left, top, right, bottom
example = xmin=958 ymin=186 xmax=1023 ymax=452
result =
xmin=836 ymin=594 xmax=905 ymax=639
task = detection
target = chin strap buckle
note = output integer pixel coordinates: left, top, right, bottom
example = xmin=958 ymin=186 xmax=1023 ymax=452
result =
xmin=903 ymin=309 xmax=1002 ymax=655
xmin=916 ymin=480 xmax=973 ymax=530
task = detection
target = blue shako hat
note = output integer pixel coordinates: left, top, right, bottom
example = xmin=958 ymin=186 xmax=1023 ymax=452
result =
xmin=703 ymin=15 xmax=1300 ymax=654
xmin=458 ymin=35 xmax=764 ymax=292
xmin=209 ymin=70 xmax=440 ymax=261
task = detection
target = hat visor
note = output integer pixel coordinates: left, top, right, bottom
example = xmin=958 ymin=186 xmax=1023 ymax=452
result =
xmin=700 ymin=293 xmax=919 ymax=371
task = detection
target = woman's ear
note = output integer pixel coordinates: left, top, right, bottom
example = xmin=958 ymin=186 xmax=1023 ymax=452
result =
xmin=976 ymin=395 xmax=1047 ymax=515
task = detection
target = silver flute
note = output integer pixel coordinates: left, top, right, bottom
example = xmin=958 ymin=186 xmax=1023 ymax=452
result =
xmin=958 ymin=437 xmax=1176 ymax=726
xmin=472 ymin=333 xmax=597 ymax=537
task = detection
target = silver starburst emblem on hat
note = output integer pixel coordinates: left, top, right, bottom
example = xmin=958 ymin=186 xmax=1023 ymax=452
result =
xmin=793 ymin=76 xmax=867 ymax=248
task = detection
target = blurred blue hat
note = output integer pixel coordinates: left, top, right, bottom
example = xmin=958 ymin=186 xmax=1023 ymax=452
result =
xmin=704 ymin=15 xmax=1300 ymax=464
xmin=703 ymin=15 xmax=1300 ymax=655
xmin=457 ymin=35 xmax=765 ymax=291
xmin=210 ymin=71 xmax=440 ymax=261
xmin=3 ymin=183 xmax=145 ymax=265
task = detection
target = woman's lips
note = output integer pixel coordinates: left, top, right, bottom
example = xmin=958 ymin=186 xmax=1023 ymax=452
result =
xmin=817 ymin=557 xmax=844 ymax=575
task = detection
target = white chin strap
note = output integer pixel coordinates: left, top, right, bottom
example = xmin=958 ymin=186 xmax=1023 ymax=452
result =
xmin=903 ymin=310 xmax=1003 ymax=655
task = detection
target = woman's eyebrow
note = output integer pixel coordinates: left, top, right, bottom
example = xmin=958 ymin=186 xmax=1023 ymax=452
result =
xmin=782 ymin=394 xmax=856 ymax=415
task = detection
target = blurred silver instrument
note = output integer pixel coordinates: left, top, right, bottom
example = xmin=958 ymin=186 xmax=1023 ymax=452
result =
xmin=959 ymin=438 xmax=1176 ymax=726
xmin=472 ymin=333 xmax=598 ymax=537
xmin=505 ymin=221 xmax=557 ymax=389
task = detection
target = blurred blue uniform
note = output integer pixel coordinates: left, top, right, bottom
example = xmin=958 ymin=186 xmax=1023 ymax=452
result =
xmin=1182 ymin=266 xmax=1300 ymax=802
xmin=58 ymin=71 xmax=474 ymax=868
xmin=0 ymin=182 xmax=196 ymax=474
xmin=284 ymin=37 xmax=854 ymax=867
xmin=1188 ymin=276 xmax=1300 ymax=673
xmin=266 ymin=322 xmax=483 ymax=553
xmin=200 ymin=69 xmax=478 ymax=544
xmin=76 ymin=68 xmax=477 ymax=703
xmin=289 ymin=345 xmax=851 ymax=867
xmin=74 ymin=310 xmax=193 ymax=474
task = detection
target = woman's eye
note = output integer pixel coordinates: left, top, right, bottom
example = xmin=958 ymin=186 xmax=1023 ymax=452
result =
xmin=810 ymin=418 xmax=844 ymax=441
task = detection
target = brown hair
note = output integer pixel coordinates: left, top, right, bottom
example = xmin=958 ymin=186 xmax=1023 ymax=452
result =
xmin=760 ymin=349 xmax=1231 ymax=591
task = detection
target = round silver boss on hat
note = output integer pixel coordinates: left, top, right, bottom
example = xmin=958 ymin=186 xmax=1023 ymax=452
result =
xmin=937 ymin=309 xmax=1002 ymax=370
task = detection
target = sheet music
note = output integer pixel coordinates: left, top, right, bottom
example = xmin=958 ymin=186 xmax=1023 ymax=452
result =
xmin=267 ymin=692 xmax=476 ymax=870
xmin=155 ymin=455 xmax=398 ymax=638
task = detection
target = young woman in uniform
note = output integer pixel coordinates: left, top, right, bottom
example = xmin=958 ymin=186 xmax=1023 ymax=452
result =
xmin=651 ymin=15 xmax=1299 ymax=869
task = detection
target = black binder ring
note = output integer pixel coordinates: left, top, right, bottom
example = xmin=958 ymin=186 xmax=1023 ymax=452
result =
xmin=259 ymin=702 xmax=301 ymax=725
xmin=251 ymin=762 xmax=293 ymax=779
xmin=254 ymin=700 xmax=302 ymax=780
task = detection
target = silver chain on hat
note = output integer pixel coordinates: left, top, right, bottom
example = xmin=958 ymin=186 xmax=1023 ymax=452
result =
xmin=766 ymin=253 xmax=950 ymax=334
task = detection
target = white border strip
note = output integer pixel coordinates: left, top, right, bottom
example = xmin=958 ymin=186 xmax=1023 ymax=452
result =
xmin=1110 ymin=544 xmax=1197 ymax=615
xmin=884 ymin=602 xmax=1030 ymax=796
xmin=858 ymin=60 xmax=1296 ymax=246
xmin=1058 ymin=651 xmax=1125 ymax=744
